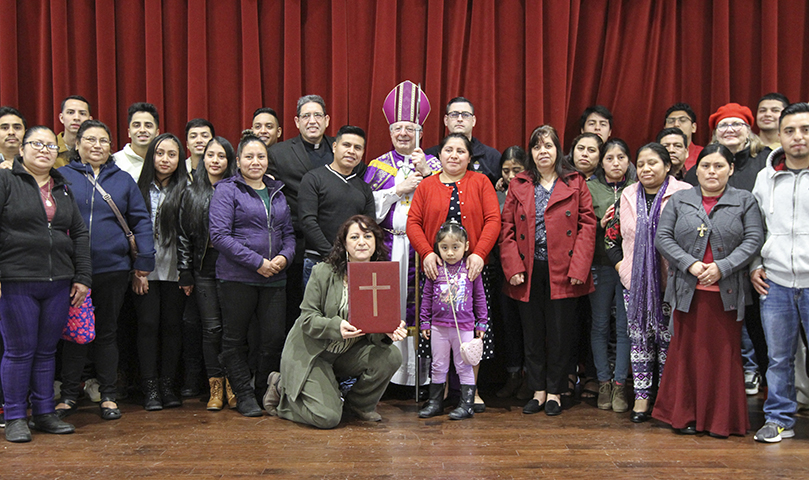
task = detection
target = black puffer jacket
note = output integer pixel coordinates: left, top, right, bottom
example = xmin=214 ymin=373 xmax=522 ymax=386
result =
xmin=0 ymin=159 xmax=91 ymax=286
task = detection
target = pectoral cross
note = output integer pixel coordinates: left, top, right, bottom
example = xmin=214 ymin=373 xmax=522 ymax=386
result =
xmin=359 ymin=273 xmax=391 ymax=317
xmin=697 ymin=223 xmax=708 ymax=238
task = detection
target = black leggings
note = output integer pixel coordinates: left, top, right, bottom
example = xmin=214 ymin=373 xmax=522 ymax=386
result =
xmin=134 ymin=280 xmax=187 ymax=380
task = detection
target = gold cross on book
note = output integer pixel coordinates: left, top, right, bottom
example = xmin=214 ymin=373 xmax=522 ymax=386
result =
xmin=358 ymin=272 xmax=391 ymax=317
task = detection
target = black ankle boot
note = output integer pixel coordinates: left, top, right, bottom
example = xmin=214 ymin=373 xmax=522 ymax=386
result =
xmin=418 ymin=383 xmax=445 ymax=418
xmin=160 ymin=378 xmax=182 ymax=408
xmin=449 ymin=385 xmax=476 ymax=420
xmin=143 ymin=378 xmax=162 ymax=411
xmin=220 ymin=349 xmax=262 ymax=417
xmin=236 ymin=394 xmax=263 ymax=417
xmin=180 ymin=369 xmax=203 ymax=397
xmin=496 ymin=371 xmax=522 ymax=398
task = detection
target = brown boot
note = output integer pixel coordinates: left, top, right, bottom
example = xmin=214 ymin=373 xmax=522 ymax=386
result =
xmin=597 ymin=381 xmax=612 ymax=410
xmin=225 ymin=379 xmax=238 ymax=409
xmin=611 ymin=380 xmax=629 ymax=413
xmin=207 ymin=377 xmax=225 ymax=411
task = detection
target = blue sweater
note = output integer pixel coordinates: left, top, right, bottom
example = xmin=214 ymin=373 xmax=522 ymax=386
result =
xmin=59 ymin=160 xmax=156 ymax=275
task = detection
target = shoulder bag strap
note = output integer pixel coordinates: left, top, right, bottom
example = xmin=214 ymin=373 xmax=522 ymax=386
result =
xmin=85 ymin=173 xmax=134 ymax=239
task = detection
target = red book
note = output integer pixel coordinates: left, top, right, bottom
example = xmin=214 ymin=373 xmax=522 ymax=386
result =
xmin=347 ymin=261 xmax=401 ymax=334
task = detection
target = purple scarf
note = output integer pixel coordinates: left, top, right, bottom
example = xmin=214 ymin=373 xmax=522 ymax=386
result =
xmin=627 ymin=177 xmax=669 ymax=343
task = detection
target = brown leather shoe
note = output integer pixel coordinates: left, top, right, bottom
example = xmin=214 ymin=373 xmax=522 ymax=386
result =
xmin=346 ymin=404 xmax=382 ymax=422
xmin=262 ymin=372 xmax=281 ymax=416
xmin=207 ymin=377 xmax=224 ymax=411
xmin=225 ymin=379 xmax=237 ymax=409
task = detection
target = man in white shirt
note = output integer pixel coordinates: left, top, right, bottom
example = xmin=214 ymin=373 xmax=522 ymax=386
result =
xmin=113 ymin=102 xmax=160 ymax=181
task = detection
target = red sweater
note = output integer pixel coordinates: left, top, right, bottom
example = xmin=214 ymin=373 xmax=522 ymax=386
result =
xmin=406 ymin=171 xmax=501 ymax=264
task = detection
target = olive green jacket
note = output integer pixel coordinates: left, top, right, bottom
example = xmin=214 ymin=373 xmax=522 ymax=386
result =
xmin=587 ymin=170 xmax=636 ymax=266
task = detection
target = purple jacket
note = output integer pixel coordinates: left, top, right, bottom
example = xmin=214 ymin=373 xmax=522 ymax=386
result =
xmin=209 ymin=172 xmax=295 ymax=284
xmin=419 ymin=262 xmax=488 ymax=332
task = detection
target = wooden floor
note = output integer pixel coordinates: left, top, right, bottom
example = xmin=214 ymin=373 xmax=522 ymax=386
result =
xmin=2 ymin=390 xmax=807 ymax=479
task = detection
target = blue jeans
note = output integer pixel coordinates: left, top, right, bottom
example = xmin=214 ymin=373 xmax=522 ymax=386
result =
xmin=741 ymin=323 xmax=759 ymax=372
xmin=302 ymin=257 xmax=320 ymax=289
xmin=589 ymin=265 xmax=629 ymax=383
xmin=760 ymin=280 xmax=809 ymax=429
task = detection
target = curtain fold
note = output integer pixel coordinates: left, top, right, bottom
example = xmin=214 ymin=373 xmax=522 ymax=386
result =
xmin=1 ymin=0 xmax=806 ymax=159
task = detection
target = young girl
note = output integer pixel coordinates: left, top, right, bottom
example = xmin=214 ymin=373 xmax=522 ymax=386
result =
xmin=418 ymin=221 xmax=487 ymax=420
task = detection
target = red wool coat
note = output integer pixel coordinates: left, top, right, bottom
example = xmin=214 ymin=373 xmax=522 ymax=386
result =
xmin=499 ymin=171 xmax=596 ymax=301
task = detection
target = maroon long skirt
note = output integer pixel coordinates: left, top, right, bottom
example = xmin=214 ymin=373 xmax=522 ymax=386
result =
xmin=652 ymin=289 xmax=750 ymax=437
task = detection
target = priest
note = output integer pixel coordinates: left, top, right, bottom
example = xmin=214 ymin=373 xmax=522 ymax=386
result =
xmin=364 ymin=81 xmax=441 ymax=388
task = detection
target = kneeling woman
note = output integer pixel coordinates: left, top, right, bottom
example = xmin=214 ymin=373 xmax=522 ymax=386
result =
xmin=264 ymin=215 xmax=407 ymax=429
xmin=653 ymin=144 xmax=762 ymax=437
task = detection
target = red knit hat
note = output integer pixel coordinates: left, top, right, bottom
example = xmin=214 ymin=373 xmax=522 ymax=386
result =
xmin=708 ymin=103 xmax=754 ymax=131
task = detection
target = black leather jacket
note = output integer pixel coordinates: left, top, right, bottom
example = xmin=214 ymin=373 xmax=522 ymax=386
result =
xmin=177 ymin=187 xmax=214 ymax=286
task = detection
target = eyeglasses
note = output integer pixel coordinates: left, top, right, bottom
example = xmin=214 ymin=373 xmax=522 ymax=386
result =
xmin=24 ymin=141 xmax=59 ymax=152
xmin=390 ymin=124 xmax=421 ymax=134
xmin=298 ymin=112 xmax=325 ymax=121
xmin=82 ymin=136 xmax=112 ymax=147
xmin=665 ymin=116 xmax=692 ymax=125
xmin=447 ymin=111 xmax=473 ymax=120
xmin=716 ymin=122 xmax=747 ymax=132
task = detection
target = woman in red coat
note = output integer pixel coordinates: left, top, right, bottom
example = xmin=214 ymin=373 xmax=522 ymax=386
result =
xmin=500 ymin=125 xmax=596 ymax=416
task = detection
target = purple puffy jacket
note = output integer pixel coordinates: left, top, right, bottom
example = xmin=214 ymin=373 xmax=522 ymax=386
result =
xmin=209 ymin=172 xmax=295 ymax=284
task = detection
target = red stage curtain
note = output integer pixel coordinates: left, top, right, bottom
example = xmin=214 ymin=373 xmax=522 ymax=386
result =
xmin=1 ymin=0 xmax=806 ymax=159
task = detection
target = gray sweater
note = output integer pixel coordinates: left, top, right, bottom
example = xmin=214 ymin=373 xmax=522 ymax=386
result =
xmin=656 ymin=185 xmax=763 ymax=320
xmin=750 ymin=147 xmax=809 ymax=289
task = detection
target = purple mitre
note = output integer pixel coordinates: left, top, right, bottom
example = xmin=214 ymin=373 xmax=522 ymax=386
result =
xmin=382 ymin=80 xmax=431 ymax=126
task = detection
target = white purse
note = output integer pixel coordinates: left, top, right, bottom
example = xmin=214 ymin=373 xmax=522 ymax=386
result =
xmin=445 ymin=264 xmax=483 ymax=366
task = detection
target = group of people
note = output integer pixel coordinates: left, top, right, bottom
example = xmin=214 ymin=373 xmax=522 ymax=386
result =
xmin=0 ymin=85 xmax=806 ymax=446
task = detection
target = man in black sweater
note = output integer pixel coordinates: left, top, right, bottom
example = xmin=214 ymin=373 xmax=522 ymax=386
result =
xmin=298 ymin=125 xmax=375 ymax=285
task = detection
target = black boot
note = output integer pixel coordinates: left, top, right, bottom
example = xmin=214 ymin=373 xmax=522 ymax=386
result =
xmin=418 ymin=383 xmax=445 ymax=418
xmin=448 ymin=385 xmax=475 ymax=420
xmin=220 ymin=349 xmax=262 ymax=417
xmin=160 ymin=378 xmax=182 ymax=408
xmin=180 ymin=368 xmax=203 ymax=397
xmin=143 ymin=378 xmax=162 ymax=411
xmin=496 ymin=371 xmax=522 ymax=398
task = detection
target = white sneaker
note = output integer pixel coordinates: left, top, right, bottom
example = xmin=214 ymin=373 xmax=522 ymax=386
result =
xmin=744 ymin=371 xmax=761 ymax=396
xmin=84 ymin=378 xmax=102 ymax=403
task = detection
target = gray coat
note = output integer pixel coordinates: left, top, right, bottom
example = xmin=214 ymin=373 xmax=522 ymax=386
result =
xmin=655 ymin=185 xmax=763 ymax=320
